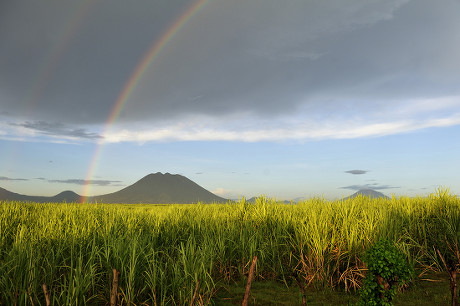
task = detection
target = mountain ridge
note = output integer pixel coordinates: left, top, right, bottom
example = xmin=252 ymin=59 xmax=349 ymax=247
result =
xmin=1 ymin=175 xmax=390 ymax=203
xmin=89 ymin=172 xmax=226 ymax=204
xmin=0 ymin=173 xmax=226 ymax=204
xmin=343 ymin=188 xmax=389 ymax=200
xmin=0 ymin=187 xmax=80 ymax=203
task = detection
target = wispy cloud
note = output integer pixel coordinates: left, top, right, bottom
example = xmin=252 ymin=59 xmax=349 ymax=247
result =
xmin=10 ymin=121 xmax=102 ymax=140
xmin=101 ymin=109 xmax=460 ymax=143
xmin=48 ymin=179 xmax=123 ymax=186
xmin=4 ymin=103 xmax=460 ymax=143
xmin=340 ymin=184 xmax=399 ymax=191
xmin=345 ymin=170 xmax=368 ymax=175
xmin=0 ymin=176 xmax=28 ymax=181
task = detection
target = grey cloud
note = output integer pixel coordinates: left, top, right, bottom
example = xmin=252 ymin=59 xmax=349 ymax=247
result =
xmin=11 ymin=121 xmax=102 ymax=139
xmin=340 ymin=184 xmax=399 ymax=191
xmin=109 ymin=0 xmax=460 ymax=122
xmin=48 ymin=179 xmax=123 ymax=186
xmin=0 ymin=176 xmax=28 ymax=181
xmin=1 ymin=0 xmax=459 ymax=134
xmin=345 ymin=170 xmax=368 ymax=175
xmin=0 ymin=0 xmax=190 ymax=125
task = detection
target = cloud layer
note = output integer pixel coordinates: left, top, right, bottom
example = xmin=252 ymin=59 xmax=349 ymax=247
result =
xmin=0 ymin=176 xmax=122 ymax=187
xmin=1 ymin=0 xmax=460 ymax=142
xmin=345 ymin=170 xmax=368 ymax=175
xmin=0 ymin=176 xmax=28 ymax=181
xmin=48 ymin=179 xmax=123 ymax=186
xmin=341 ymin=184 xmax=399 ymax=191
xmin=10 ymin=121 xmax=102 ymax=140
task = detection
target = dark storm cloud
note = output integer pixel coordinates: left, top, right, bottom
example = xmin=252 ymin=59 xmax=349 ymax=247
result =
xmin=0 ymin=176 xmax=28 ymax=181
xmin=0 ymin=0 xmax=190 ymax=124
xmin=340 ymin=184 xmax=399 ymax=191
xmin=103 ymin=0 xmax=460 ymax=123
xmin=1 ymin=0 xmax=460 ymax=141
xmin=48 ymin=179 xmax=123 ymax=186
xmin=345 ymin=170 xmax=368 ymax=175
xmin=11 ymin=121 xmax=102 ymax=139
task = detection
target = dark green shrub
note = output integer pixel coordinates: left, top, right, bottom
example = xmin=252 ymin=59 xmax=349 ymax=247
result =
xmin=359 ymin=239 xmax=412 ymax=305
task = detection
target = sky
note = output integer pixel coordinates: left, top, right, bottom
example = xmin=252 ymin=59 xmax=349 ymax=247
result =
xmin=1 ymin=0 xmax=459 ymax=200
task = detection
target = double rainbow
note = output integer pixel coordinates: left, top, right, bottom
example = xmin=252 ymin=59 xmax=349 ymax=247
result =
xmin=80 ymin=0 xmax=211 ymax=202
xmin=23 ymin=0 xmax=94 ymax=117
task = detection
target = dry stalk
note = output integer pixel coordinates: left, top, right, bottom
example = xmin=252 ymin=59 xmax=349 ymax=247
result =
xmin=437 ymin=249 xmax=458 ymax=306
xmin=28 ymin=286 xmax=34 ymax=306
xmin=299 ymin=251 xmax=318 ymax=287
xmin=242 ymin=255 xmax=257 ymax=306
xmin=190 ymin=279 xmax=200 ymax=306
xmin=110 ymin=268 xmax=120 ymax=306
xmin=153 ymin=291 xmax=158 ymax=306
xmin=42 ymin=283 xmax=51 ymax=306
xmin=338 ymin=263 xmax=366 ymax=292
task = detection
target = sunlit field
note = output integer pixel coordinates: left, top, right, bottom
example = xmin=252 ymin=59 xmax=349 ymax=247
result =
xmin=1 ymin=189 xmax=459 ymax=305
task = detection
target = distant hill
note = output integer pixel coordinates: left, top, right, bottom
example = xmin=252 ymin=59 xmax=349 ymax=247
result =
xmin=0 ymin=187 xmax=80 ymax=203
xmin=89 ymin=172 xmax=227 ymax=204
xmin=52 ymin=191 xmax=81 ymax=202
xmin=0 ymin=173 xmax=226 ymax=204
xmin=344 ymin=189 xmax=389 ymax=200
xmin=0 ymin=187 xmax=29 ymax=201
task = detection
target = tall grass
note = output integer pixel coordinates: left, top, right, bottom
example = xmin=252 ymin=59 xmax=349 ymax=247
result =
xmin=0 ymin=188 xmax=458 ymax=304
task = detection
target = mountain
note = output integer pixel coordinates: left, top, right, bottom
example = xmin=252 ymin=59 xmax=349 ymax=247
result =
xmin=0 ymin=187 xmax=80 ymax=203
xmin=0 ymin=173 xmax=227 ymax=204
xmin=89 ymin=172 xmax=227 ymax=204
xmin=0 ymin=187 xmax=29 ymax=201
xmin=52 ymin=191 xmax=81 ymax=202
xmin=344 ymin=189 xmax=389 ymax=200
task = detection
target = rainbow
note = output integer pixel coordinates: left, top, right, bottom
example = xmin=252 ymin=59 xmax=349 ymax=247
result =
xmin=80 ymin=0 xmax=211 ymax=202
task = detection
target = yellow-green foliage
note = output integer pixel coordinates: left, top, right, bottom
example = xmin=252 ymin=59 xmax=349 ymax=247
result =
xmin=0 ymin=188 xmax=458 ymax=305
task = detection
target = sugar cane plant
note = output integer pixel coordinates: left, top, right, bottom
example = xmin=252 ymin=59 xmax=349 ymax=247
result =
xmin=0 ymin=189 xmax=459 ymax=305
